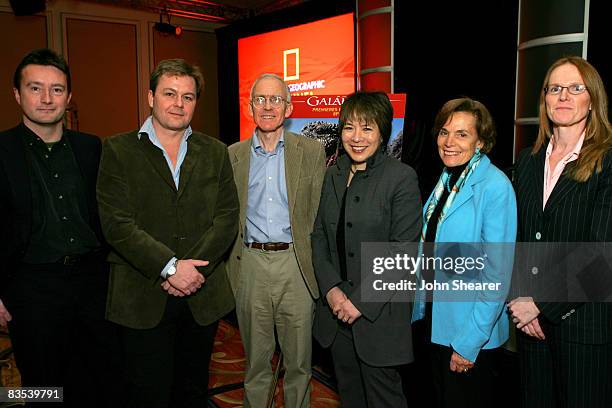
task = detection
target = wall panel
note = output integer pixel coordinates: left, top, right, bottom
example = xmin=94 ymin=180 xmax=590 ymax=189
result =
xmin=65 ymin=17 xmax=139 ymax=137
xmin=153 ymin=29 xmax=219 ymax=138
xmin=0 ymin=11 xmax=47 ymax=130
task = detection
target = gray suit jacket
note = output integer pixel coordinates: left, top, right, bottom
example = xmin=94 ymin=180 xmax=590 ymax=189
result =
xmin=226 ymin=131 xmax=326 ymax=299
xmin=312 ymin=149 xmax=422 ymax=366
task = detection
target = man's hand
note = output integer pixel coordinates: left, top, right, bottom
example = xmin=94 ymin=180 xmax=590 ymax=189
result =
xmin=326 ymin=287 xmax=347 ymax=313
xmin=161 ymin=280 xmax=187 ymax=297
xmin=335 ymin=298 xmax=362 ymax=325
xmin=449 ymin=351 xmax=474 ymax=373
xmin=0 ymin=299 xmax=12 ymax=327
xmin=520 ymin=317 xmax=546 ymax=340
xmin=508 ymin=297 xmax=540 ymax=328
xmin=167 ymin=259 xmax=207 ymax=295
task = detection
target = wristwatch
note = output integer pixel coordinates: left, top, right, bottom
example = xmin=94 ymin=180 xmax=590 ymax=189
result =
xmin=166 ymin=259 xmax=178 ymax=279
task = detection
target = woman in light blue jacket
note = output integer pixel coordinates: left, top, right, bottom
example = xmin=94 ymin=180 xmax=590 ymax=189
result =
xmin=412 ymin=98 xmax=516 ymax=407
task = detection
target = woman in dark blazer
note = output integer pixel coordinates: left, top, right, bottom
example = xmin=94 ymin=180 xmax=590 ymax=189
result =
xmin=312 ymin=92 xmax=421 ymax=407
xmin=411 ymin=98 xmax=516 ymax=407
xmin=509 ymin=56 xmax=612 ymax=407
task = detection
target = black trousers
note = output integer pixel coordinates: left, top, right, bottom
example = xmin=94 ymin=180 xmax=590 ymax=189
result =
xmin=3 ymin=259 xmax=122 ymax=408
xmin=122 ymin=296 xmax=218 ymax=408
xmin=330 ymin=327 xmax=408 ymax=408
xmin=518 ymin=329 xmax=612 ymax=408
xmin=406 ymin=320 xmax=504 ymax=408
xmin=428 ymin=343 xmax=503 ymax=408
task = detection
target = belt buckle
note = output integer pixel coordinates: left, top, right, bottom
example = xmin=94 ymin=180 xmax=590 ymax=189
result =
xmin=265 ymin=243 xmax=280 ymax=252
xmin=265 ymin=242 xmax=287 ymax=251
xmin=63 ymin=255 xmax=78 ymax=266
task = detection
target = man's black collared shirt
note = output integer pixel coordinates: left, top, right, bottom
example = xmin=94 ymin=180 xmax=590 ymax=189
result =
xmin=22 ymin=125 xmax=99 ymax=263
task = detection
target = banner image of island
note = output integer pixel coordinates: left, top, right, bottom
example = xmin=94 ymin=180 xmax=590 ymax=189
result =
xmin=287 ymin=94 xmax=406 ymax=167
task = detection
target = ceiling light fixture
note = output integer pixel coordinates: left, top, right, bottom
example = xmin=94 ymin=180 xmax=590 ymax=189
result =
xmin=154 ymin=7 xmax=182 ymax=36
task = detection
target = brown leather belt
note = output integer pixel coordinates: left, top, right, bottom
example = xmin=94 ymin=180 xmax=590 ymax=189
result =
xmin=248 ymin=242 xmax=290 ymax=251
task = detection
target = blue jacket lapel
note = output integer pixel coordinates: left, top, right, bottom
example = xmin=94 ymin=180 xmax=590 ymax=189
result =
xmin=442 ymin=155 xmax=491 ymax=220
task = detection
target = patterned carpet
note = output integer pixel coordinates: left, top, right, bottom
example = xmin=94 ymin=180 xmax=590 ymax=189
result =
xmin=0 ymin=331 xmax=20 ymax=389
xmin=0 ymin=331 xmax=21 ymax=407
xmin=0 ymin=321 xmax=340 ymax=407
xmin=208 ymin=320 xmax=340 ymax=407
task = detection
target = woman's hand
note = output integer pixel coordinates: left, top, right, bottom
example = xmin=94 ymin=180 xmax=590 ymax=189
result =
xmin=326 ymin=287 xmax=347 ymax=313
xmin=520 ymin=317 xmax=546 ymax=340
xmin=508 ymin=297 xmax=540 ymax=328
xmin=326 ymin=287 xmax=360 ymax=323
xmin=335 ymin=298 xmax=362 ymax=324
xmin=449 ymin=351 xmax=474 ymax=373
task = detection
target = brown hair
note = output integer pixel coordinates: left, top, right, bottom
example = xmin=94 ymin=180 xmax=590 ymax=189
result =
xmin=149 ymin=59 xmax=204 ymax=99
xmin=432 ymin=97 xmax=496 ymax=154
xmin=533 ymin=56 xmax=612 ymax=182
xmin=14 ymin=48 xmax=71 ymax=93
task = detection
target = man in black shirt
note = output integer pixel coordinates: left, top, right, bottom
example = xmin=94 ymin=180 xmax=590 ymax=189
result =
xmin=0 ymin=49 xmax=120 ymax=407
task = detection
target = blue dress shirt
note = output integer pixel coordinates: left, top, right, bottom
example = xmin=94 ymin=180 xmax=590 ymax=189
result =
xmin=245 ymin=132 xmax=292 ymax=244
xmin=138 ymin=116 xmax=191 ymax=189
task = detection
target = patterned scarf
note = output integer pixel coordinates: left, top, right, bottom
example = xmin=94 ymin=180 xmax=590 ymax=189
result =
xmin=421 ymin=150 xmax=483 ymax=242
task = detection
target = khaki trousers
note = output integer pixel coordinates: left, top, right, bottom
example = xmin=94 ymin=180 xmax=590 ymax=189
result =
xmin=236 ymin=244 xmax=314 ymax=408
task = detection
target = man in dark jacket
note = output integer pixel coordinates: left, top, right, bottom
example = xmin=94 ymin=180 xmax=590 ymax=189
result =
xmin=97 ymin=59 xmax=238 ymax=408
xmin=0 ymin=48 xmax=121 ymax=407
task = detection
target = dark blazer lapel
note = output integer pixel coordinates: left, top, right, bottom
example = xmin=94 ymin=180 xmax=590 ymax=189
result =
xmin=0 ymin=127 xmax=32 ymax=243
xmin=66 ymin=131 xmax=101 ymax=233
xmin=1 ymin=128 xmax=31 ymax=203
xmin=67 ymin=131 xmax=93 ymax=178
xmin=331 ymin=154 xmax=349 ymax=206
xmin=544 ymin=166 xmax=579 ymax=212
xmin=284 ymin=132 xmax=303 ymax=218
xmin=137 ymin=135 xmax=177 ymax=191
xmin=531 ymin=148 xmax=545 ymax=211
xmin=331 ymin=166 xmax=347 ymax=207
xmin=177 ymin=138 xmax=200 ymax=198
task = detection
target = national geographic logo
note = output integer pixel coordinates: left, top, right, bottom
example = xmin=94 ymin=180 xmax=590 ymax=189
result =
xmin=283 ymin=47 xmax=326 ymax=94
xmin=283 ymin=48 xmax=299 ymax=81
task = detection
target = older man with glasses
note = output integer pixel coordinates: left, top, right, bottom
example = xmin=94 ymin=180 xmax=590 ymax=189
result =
xmin=226 ymin=73 xmax=326 ymax=408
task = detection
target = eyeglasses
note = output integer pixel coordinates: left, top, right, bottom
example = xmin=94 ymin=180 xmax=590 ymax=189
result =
xmin=251 ymin=95 xmax=287 ymax=108
xmin=544 ymin=84 xmax=588 ymax=95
